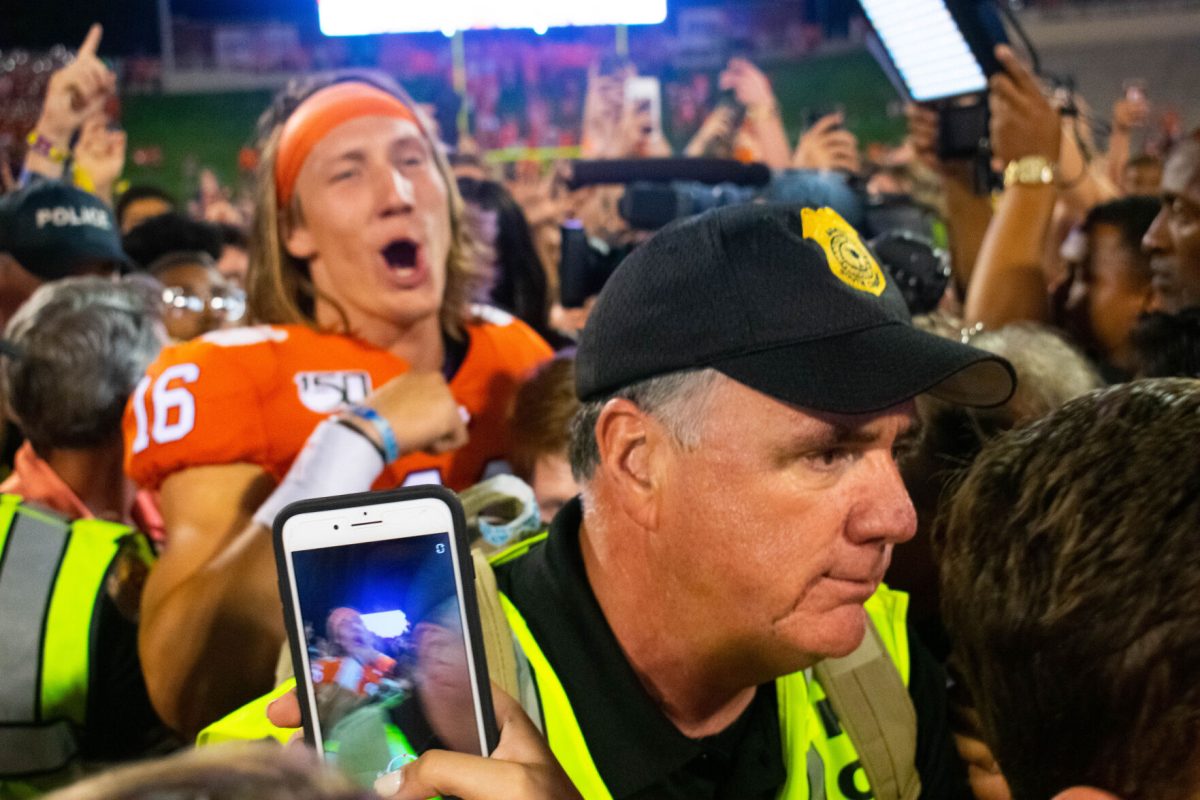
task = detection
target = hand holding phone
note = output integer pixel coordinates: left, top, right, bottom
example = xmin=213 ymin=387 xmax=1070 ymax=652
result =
xmin=793 ymin=112 xmax=860 ymax=173
xmin=620 ymin=77 xmax=666 ymax=157
xmin=379 ymin=688 xmax=582 ymax=800
xmin=988 ymin=45 xmax=1060 ymax=166
xmin=265 ymin=684 xmax=580 ymax=799
xmin=718 ymin=57 xmax=776 ymax=115
xmin=276 ymin=487 xmax=497 ymax=790
xmin=1114 ymin=79 xmax=1150 ymax=132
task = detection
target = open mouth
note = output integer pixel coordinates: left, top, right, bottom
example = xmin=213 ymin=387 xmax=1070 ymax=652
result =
xmin=382 ymin=239 xmax=419 ymax=269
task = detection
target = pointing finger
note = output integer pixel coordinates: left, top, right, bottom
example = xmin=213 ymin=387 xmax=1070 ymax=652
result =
xmin=78 ymin=23 xmax=103 ymax=58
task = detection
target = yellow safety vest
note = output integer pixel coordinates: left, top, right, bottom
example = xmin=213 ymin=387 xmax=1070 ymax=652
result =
xmin=0 ymin=494 xmax=144 ymax=789
xmin=202 ymin=539 xmax=914 ymax=800
xmin=497 ymin=588 xmax=910 ymax=800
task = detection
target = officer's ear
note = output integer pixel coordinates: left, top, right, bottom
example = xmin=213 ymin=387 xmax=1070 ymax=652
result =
xmin=593 ymin=398 xmax=667 ymax=529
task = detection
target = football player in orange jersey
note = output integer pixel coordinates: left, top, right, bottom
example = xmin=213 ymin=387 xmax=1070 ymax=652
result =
xmin=125 ymin=72 xmax=551 ymax=736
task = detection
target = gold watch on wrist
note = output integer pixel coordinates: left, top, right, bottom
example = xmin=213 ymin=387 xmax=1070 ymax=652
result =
xmin=1003 ymin=155 xmax=1057 ymax=189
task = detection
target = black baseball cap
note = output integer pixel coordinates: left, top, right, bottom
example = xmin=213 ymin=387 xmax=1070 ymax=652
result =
xmin=0 ymin=180 xmax=129 ymax=280
xmin=576 ymin=204 xmax=1015 ymax=413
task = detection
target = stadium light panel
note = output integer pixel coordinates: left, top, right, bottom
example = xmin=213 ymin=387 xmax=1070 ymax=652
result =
xmin=318 ymin=0 xmax=669 ymax=37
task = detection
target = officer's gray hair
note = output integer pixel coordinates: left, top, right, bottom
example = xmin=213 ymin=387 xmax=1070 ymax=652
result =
xmin=568 ymin=368 xmax=722 ymax=483
xmin=2 ymin=276 xmax=164 ymax=454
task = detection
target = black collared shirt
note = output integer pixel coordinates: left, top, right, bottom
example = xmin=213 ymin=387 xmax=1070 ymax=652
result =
xmin=494 ymin=497 xmax=970 ymax=800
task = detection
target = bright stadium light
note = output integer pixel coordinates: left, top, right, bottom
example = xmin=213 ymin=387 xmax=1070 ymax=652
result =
xmin=318 ymin=0 xmax=668 ymax=37
xmin=360 ymin=609 xmax=410 ymax=638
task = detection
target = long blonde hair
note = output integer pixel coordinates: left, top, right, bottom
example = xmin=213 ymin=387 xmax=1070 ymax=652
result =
xmin=246 ymin=71 xmax=484 ymax=340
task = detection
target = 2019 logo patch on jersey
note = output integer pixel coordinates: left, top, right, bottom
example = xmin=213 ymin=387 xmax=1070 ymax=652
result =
xmin=294 ymin=371 xmax=373 ymax=413
xmin=800 ymin=207 xmax=886 ymax=297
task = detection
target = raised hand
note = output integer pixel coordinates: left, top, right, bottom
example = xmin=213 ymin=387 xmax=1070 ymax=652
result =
xmin=793 ymin=112 xmax=860 ymax=172
xmin=35 ymin=24 xmax=116 ymax=146
xmin=73 ymin=114 xmax=126 ymax=203
xmin=988 ymin=45 xmax=1060 ymax=166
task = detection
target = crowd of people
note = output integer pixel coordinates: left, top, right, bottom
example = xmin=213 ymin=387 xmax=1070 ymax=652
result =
xmin=0 ymin=11 xmax=1198 ymax=800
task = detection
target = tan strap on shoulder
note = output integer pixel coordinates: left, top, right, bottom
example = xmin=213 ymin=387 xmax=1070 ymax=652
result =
xmin=472 ymin=548 xmax=521 ymax=699
xmin=813 ymin=622 xmax=921 ymax=800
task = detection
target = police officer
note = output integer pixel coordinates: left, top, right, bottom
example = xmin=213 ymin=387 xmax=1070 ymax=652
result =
xmin=0 ymin=277 xmax=169 ymax=794
xmin=265 ymin=204 xmax=1015 ymax=800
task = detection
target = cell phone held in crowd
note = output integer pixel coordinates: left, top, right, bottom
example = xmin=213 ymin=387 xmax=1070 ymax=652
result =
xmin=624 ymin=76 xmax=663 ymax=137
xmin=703 ymin=89 xmax=747 ymax=159
xmin=275 ymin=486 xmax=498 ymax=790
xmin=1123 ymin=78 xmax=1146 ymax=104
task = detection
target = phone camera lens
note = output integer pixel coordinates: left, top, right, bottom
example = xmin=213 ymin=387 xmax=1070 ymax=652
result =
xmin=333 ymin=524 xmax=339 ymax=530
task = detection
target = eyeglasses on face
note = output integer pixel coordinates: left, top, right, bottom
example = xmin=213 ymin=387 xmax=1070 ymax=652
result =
xmin=161 ymin=286 xmax=246 ymax=321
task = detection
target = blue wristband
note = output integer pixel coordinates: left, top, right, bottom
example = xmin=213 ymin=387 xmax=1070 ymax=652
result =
xmin=345 ymin=405 xmax=400 ymax=464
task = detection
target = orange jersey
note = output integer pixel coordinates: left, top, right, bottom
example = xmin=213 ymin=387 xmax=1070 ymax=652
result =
xmin=123 ymin=307 xmax=552 ymax=494
xmin=312 ymin=654 xmax=397 ymax=697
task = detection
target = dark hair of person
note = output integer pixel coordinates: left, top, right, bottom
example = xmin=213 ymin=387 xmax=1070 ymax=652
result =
xmin=935 ymin=379 xmax=1200 ymax=800
xmin=1080 ymin=195 xmax=1160 ymax=271
xmin=122 ymin=212 xmax=223 ymax=271
xmin=1130 ymin=307 xmax=1200 ymax=378
xmin=114 ymin=185 xmax=176 ymax=227
xmin=215 ymin=221 xmax=249 ymax=251
xmin=455 ymin=177 xmax=551 ymax=336
xmin=509 ymin=354 xmax=578 ymax=481
xmin=1125 ymin=153 xmax=1162 ymax=171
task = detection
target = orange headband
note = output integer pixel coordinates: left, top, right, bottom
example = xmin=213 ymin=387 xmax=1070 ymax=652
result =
xmin=274 ymin=82 xmax=419 ymax=206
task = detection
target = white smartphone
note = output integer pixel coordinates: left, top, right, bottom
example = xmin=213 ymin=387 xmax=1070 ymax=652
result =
xmin=625 ymin=76 xmax=663 ymax=137
xmin=275 ymin=486 xmax=497 ymax=789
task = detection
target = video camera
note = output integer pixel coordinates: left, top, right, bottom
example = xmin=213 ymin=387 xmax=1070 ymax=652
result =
xmin=558 ymin=158 xmax=951 ymax=316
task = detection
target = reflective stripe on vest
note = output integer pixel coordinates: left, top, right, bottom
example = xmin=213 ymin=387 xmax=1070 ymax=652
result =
xmin=497 ymin=587 xmax=910 ymax=800
xmin=0 ymin=495 xmax=131 ymax=777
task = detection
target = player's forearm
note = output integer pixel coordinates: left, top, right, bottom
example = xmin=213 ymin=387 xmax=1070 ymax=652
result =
xmin=964 ymin=183 xmax=1057 ymax=328
xmin=139 ymin=521 xmax=284 ymax=738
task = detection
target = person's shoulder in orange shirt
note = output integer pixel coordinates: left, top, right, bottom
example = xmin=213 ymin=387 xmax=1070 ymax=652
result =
xmin=123 ymin=312 xmax=552 ymax=494
xmin=123 ymin=324 xmax=409 ymax=491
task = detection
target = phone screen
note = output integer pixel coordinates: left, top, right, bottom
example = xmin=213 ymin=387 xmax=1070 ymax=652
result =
xmin=860 ymin=0 xmax=988 ymax=102
xmin=288 ymin=527 xmax=485 ymax=788
xmin=625 ymin=77 xmax=662 ymax=136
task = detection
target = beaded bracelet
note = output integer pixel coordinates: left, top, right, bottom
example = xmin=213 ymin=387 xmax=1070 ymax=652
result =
xmin=25 ymin=130 xmax=69 ymax=164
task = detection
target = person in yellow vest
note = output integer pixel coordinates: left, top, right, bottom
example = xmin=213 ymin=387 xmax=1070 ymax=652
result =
xmin=0 ymin=277 xmax=171 ymax=795
xmin=262 ymin=204 xmax=1016 ymax=800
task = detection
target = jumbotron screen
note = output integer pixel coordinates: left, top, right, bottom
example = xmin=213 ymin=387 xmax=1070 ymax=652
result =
xmin=317 ymin=0 xmax=669 ymax=36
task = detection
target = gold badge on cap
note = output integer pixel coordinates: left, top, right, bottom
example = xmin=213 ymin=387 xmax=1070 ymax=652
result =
xmin=800 ymin=207 xmax=886 ymax=297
